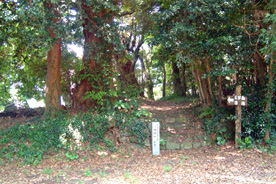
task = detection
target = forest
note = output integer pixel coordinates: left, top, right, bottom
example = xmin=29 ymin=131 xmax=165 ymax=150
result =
xmin=0 ymin=0 xmax=276 ymax=167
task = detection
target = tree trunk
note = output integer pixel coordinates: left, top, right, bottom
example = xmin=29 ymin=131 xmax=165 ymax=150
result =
xmin=116 ymin=56 xmax=140 ymax=93
xmin=218 ymin=75 xmax=222 ymax=106
xmin=120 ymin=24 xmax=144 ymax=96
xmin=231 ymin=65 xmax=238 ymax=85
xmin=45 ymin=32 xmax=61 ymax=113
xmin=162 ymin=63 xmax=166 ymax=97
xmin=72 ymin=2 xmax=117 ymax=109
xmin=144 ymin=58 xmax=154 ymax=100
xmin=44 ymin=2 xmax=61 ymax=113
xmin=172 ymin=61 xmax=183 ymax=96
xmin=181 ymin=62 xmax=187 ymax=97
xmin=265 ymin=56 xmax=274 ymax=142
xmin=254 ymin=52 xmax=267 ymax=85
xmin=191 ymin=83 xmax=197 ymax=96
xmin=205 ymin=58 xmax=213 ymax=98
xmin=192 ymin=60 xmax=212 ymax=105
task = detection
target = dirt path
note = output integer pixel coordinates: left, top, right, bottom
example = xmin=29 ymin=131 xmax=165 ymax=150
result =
xmin=0 ymin=100 xmax=276 ymax=183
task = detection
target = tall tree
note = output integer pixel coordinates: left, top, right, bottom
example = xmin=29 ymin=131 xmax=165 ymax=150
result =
xmin=72 ymin=0 xmax=120 ymax=109
xmin=44 ymin=1 xmax=62 ymax=113
xmin=171 ymin=60 xmax=183 ymax=96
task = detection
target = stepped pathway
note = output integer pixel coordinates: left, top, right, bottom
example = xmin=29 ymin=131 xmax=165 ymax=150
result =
xmin=141 ymin=99 xmax=210 ymax=150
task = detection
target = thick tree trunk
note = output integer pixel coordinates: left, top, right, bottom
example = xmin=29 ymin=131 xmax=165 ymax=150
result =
xmin=192 ymin=60 xmax=212 ymax=105
xmin=72 ymin=2 xmax=117 ymax=109
xmin=44 ymin=2 xmax=61 ymax=113
xmin=120 ymin=25 xmax=144 ymax=96
xmin=172 ymin=61 xmax=183 ymax=96
xmin=254 ymin=52 xmax=267 ymax=85
xmin=116 ymin=56 xmax=139 ymax=92
xmin=45 ymin=34 xmax=61 ymax=113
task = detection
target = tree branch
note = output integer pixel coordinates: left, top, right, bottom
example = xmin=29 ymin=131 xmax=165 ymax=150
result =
xmin=118 ymin=10 xmax=135 ymax=17
xmin=0 ymin=75 xmax=6 ymax=83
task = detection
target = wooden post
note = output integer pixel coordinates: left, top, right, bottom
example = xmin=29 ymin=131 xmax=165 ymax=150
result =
xmin=235 ymin=85 xmax=242 ymax=148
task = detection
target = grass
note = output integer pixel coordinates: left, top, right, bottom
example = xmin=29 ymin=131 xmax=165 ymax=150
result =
xmin=158 ymin=94 xmax=198 ymax=104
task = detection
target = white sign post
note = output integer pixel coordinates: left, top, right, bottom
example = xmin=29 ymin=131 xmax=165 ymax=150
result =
xmin=152 ymin=122 xmax=160 ymax=155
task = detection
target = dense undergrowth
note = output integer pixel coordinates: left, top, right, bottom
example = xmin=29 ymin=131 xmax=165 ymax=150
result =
xmin=0 ymin=98 xmax=150 ymax=165
xmin=160 ymin=93 xmax=276 ymax=151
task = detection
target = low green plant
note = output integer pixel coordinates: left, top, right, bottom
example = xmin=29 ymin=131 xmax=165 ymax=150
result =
xmin=42 ymin=168 xmax=53 ymax=175
xmin=164 ymin=166 xmax=171 ymax=172
xmin=124 ymin=170 xmax=138 ymax=183
xmin=65 ymin=152 xmax=79 ymax=161
xmin=127 ymin=120 xmax=147 ymax=145
xmin=114 ymin=100 xmax=131 ymax=111
xmin=0 ymin=97 xmax=148 ymax=165
xmin=125 ymin=170 xmax=131 ymax=179
xmin=201 ymin=104 xmax=234 ymax=145
xmin=104 ymin=138 xmax=117 ymax=152
xmin=199 ymin=106 xmax=215 ymax=119
xmin=160 ymin=138 xmax=166 ymax=146
xmin=237 ymin=136 xmax=254 ymax=149
xmin=99 ymin=169 xmax=106 ymax=179
xmin=180 ymin=155 xmax=184 ymax=165
xmin=216 ymin=136 xmax=226 ymax=145
xmin=84 ymin=169 xmax=92 ymax=177
xmin=216 ymin=127 xmax=227 ymax=145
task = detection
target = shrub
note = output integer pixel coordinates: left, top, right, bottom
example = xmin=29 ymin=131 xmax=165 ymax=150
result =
xmin=0 ymin=98 xmax=149 ymax=164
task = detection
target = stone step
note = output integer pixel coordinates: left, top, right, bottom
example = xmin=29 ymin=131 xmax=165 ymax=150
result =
xmin=143 ymin=115 xmax=210 ymax=150
xmin=158 ymin=116 xmax=194 ymax=123
xmin=160 ymin=122 xmax=191 ymax=129
xmin=163 ymin=140 xmax=210 ymax=150
xmin=162 ymin=133 xmax=207 ymax=139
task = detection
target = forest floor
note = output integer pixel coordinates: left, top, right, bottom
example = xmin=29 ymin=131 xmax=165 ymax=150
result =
xmin=0 ymin=99 xmax=276 ymax=184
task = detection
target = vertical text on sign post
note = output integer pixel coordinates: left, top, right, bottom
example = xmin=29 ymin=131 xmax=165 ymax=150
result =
xmin=152 ymin=122 xmax=160 ymax=155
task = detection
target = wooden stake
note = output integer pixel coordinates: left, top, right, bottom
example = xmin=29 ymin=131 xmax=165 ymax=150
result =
xmin=235 ymin=85 xmax=242 ymax=148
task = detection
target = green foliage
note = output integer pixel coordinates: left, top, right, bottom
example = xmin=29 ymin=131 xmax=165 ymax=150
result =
xmin=83 ymin=169 xmax=92 ymax=177
xmin=201 ymin=104 xmax=234 ymax=144
xmin=242 ymin=84 xmax=276 ymax=142
xmin=65 ymin=152 xmax=79 ymax=161
xmin=237 ymin=136 xmax=254 ymax=149
xmin=0 ymin=99 xmax=149 ymax=164
xmin=216 ymin=130 xmax=227 ymax=146
xmin=199 ymin=107 xmax=215 ymax=119
xmin=99 ymin=169 xmax=106 ymax=179
xmin=114 ymin=100 xmax=131 ymax=111
xmin=164 ymin=166 xmax=171 ymax=172
xmin=160 ymin=138 xmax=166 ymax=146
xmin=127 ymin=120 xmax=147 ymax=145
